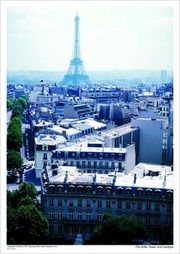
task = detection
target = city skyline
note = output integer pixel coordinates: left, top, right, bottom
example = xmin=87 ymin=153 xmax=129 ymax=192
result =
xmin=6 ymin=1 xmax=174 ymax=72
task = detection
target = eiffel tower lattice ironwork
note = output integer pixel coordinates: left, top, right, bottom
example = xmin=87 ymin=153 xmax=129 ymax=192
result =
xmin=62 ymin=14 xmax=90 ymax=85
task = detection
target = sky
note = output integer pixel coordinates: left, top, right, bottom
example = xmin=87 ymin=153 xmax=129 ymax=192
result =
xmin=5 ymin=1 xmax=174 ymax=72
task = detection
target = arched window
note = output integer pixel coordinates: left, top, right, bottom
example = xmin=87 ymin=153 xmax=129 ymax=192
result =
xmin=146 ymin=188 xmax=152 ymax=196
xmin=69 ymin=185 xmax=75 ymax=193
xmin=126 ymin=187 xmax=132 ymax=195
xmin=106 ymin=186 xmax=112 ymax=194
xmin=99 ymin=153 xmax=103 ymax=159
xmin=97 ymin=186 xmax=103 ymax=193
xmin=86 ymin=186 xmax=92 ymax=193
xmin=111 ymin=153 xmax=115 ymax=159
xmin=77 ymin=185 xmax=83 ymax=193
xmin=117 ymin=187 xmax=123 ymax=194
xmin=58 ymin=185 xmax=63 ymax=192
xmin=155 ymin=189 xmax=161 ymax=197
xmin=88 ymin=153 xmax=92 ymax=159
xmin=137 ymin=188 xmax=143 ymax=196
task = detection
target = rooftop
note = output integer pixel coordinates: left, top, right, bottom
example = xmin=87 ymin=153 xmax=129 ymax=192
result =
xmin=45 ymin=163 xmax=173 ymax=190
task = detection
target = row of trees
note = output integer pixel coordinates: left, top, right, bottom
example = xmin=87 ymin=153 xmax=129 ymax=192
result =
xmin=7 ymin=182 xmax=49 ymax=244
xmin=7 ymin=97 xmax=28 ymax=181
xmin=90 ymin=213 xmax=148 ymax=245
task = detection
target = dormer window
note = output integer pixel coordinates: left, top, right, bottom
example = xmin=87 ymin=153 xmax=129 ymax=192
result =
xmin=99 ymin=153 xmax=103 ymax=159
xmin=43 ymin=145 xmax=48 ymax=151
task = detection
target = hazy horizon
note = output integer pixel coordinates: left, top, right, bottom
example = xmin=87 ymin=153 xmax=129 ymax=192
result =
xmin=6 ymin=1 xmax=173 ymax=72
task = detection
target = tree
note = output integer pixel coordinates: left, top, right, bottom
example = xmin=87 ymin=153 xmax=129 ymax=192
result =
xmin=7 ymin=99 xmax=14 ymax=110
xmin=18 ymin=97 xmax=28 ymax=109
xmin=17 ymin=182 xmax=38 ymax=203
xmin=7 ymin=127 xmax=23 ymax=151
xmin=11 ymin=104 xmax=23 ymax=120
xmin=7 ymin=150 xmax=23 ymax=176
xmin=15 ymin=204 xmax=49 ymax=244
xmin=8 ymin=117 xmax=22 ymax=132
xmin=91 ymin=214 xmax=148 ymax=245
xmin=7 ymin=182 xmax=49 ymax=245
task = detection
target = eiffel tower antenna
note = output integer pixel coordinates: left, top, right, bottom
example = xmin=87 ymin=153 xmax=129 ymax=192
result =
xmin=62 ymin=13 xmax=90 ymax=85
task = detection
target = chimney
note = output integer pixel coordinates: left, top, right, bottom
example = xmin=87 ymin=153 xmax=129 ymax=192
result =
xmin=64 ymin=171 xmax=68 ymax=183
xmin=113 ymin=171 xmax=117 ymax=185
xmin=133 ymin=173 xmax=137 ymax=184
xmin=93 ymin=172 xmax=96 ymax=183
xmin=143 ymin=170 xmax=145 ymax=177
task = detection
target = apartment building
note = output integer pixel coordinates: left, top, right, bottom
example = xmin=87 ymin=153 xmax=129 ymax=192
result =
xmin=41 ymin=163 xmax=173 ymax=243
xmin=51 ymin=141 xmax=136 ymax=174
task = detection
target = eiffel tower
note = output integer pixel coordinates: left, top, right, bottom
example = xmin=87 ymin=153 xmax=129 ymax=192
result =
xmin=62 ymin=14 xmax=90 ymax=85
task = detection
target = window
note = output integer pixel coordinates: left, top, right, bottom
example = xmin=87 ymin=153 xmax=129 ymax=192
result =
xmin=69 ymin=186 xmax=74 ymax=193
xmin=117 ymin=187 xmax=123 ymax=194
xmin=49 ymin=225 xmax=53 ymax=234
xmin=117 ymin=201 xmax=122 ymax=208
xmin=58 ymin=210 xmax=62 ymax=219
xmin=86 ymin=201 xmax=91 ymax=207
xmin=86 ymin=212 xmax=91 ymax=221
xmin=69 ymin=201 xmax=73 ymax=207
xmin=111 ymin=153 xmax=115 ymax=159
xmin=94 ymin=161 xmax=97 ymax=168
xmin=43 ymin=153 xmax=47 ymax=159
xmin=155 ymin=204 xmax=160 ymax=211
xmin=85 ymin=227 xmax=91 ymax=234
xmin=98 ymin=212 xmax=103 ymax=221
xmin=106 ymin=187 xmax=111 ymax=194
xmin=88 ymin=161 xmax=91 ymax=167
xmin=146 ymin=203 xmax=151 ymax=210
xmin=97 ymin=186 xmax=103 ymax=193
xmin=166 ymin=217 xmax=171 ymax=226
xmin=49 ymin=199 xmax=54 ymax=206
xmin=154 ymin=217 xmax=159 ymax=225
xmin=43 ymin=145 xmax=48 ymax=151
xmin=145 ymin=217 xmax=151 ymax=225
xmin=106 ymin=201 xmax=111 ymax=208
xmin=137 ymin=202 xmax=142 ymax=210
xmin=58 ymin=225 xmax=62 ymax=234
xmin=58 ymin=200 xmax=62 ymax=206
xmin=82 ymin=161 xmax=86 ymax=167
xmin=126 ymin=188 xmax=132 ymax=195
xmin=155 ymin=190 xmax=161 ymax=197
xmin=78 ymin=200 xmax=82 ymax=207
xmin=70 ymin=161 xmax=74 ymax=166
xmin=146 ymin=189 xmax=152 ymax=196
xmin=98 ymin=200 xmax=102 ymax=207
xmin=49 ymin=211 xmax=54 ymax=219
xmin=68 ymin=227 xmax=73 ymax=234
xmin=126 ymin=202 xmax=130 ymax=209
xmin=86 ymin=186 xmax=92 ymax=193
xmin=137 ymin=189 xmax=143 ymax=196
xmin=77 ymin=227 xmax=82 ymax=234
xmin=77 ymin=211 xmax=82 ymax=220
xmin=167 ymin=204 xmax=172 ymax=212
xmin=77 ymin=186 xmax=83 ymax=193
xmin=105 ymin=162 xmax=108 ymax=168
xmin=69 ymin=212 xmax=73 ymax=220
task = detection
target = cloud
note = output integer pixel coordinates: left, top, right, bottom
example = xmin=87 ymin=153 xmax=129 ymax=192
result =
xmin=87 ymin=26 xmax=105 ymax=43
xmin=10 ymin=14 xmax=61 ymax=33
xmin=148 ymin=17 xmax=173 ymax=27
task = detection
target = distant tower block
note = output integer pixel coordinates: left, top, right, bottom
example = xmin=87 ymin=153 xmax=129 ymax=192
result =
xmin=62 ymin=14 xmax=90 ymax=85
